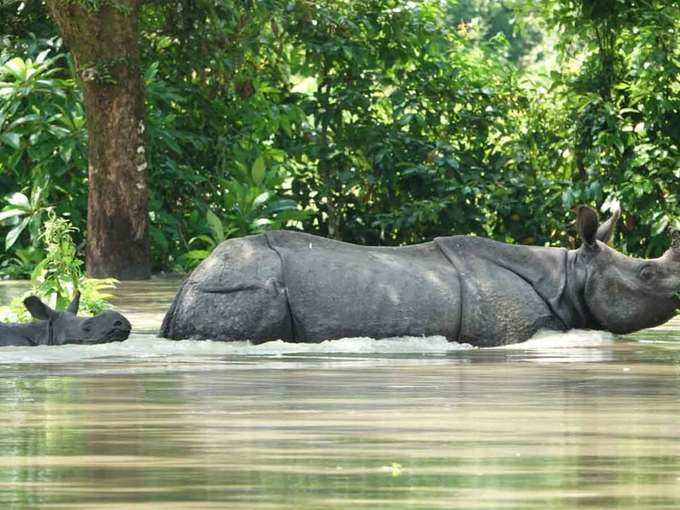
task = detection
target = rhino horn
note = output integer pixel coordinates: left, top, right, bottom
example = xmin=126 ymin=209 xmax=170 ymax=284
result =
xmin=67 ymin=291 xmax=81 ymax=315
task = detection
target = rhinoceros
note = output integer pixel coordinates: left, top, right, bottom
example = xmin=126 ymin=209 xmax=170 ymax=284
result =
xmin=0 ymin=292 xmax=131 ymax=346
xmin=160 ymin=206 xmax=680 ymax=347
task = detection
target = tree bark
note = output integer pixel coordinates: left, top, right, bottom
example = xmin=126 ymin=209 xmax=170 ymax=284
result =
xmin=46 ymin=0 xmax=150 ymax=279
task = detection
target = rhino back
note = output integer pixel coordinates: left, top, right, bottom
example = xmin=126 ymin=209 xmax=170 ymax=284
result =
xmin=160 ymin=234 xmax=293 ymax=342
xmin=265 ymin=231 xmax=462 ymax=342
xmin=436 ymin=237 xmax=567 ymax=346
xmin=0 ymin=322 xmax=42 ymax=347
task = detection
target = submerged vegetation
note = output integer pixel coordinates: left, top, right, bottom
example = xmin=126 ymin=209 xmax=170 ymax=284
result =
xmin=0 ymin=0 xmax=678 ymax=277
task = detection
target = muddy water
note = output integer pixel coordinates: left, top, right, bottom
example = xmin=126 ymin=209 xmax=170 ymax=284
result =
xmin=0 ymin=278 xmax=679 ymax=509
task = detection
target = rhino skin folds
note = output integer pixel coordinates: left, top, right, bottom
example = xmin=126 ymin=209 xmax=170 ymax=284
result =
xmin=161 ymin=207 xmax=680 ymax=347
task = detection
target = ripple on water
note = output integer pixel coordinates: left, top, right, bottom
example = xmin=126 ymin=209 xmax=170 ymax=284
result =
xmin=0 ymin=328 xmax=617 ymax=366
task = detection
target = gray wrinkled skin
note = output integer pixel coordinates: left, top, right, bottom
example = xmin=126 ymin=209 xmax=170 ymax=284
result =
xmin=161 ymin=206 xmax=680 ymax=347
xmin=0 ymin=292 xmax=131 ymax=347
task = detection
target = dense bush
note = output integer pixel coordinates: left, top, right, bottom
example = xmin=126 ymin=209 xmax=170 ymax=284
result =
xmin=0 ymin=0 xmax=678 ymax=278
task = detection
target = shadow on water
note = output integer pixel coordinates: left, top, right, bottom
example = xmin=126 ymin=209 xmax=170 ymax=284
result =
xmin=0 ymin=278 xmax=679 ymax=509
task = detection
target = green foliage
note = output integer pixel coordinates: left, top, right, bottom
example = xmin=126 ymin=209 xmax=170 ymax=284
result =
xmin=0 ymin=41 xmax=88 ymax=270
xmin=52 ymin=0 xmax=133 ymax=15
xmin=0 ymin=0 xmax=678 ymax=280
xmin=0 ymin=187 xmax=50 ymax=250
xmin=140 ymin=1 xmax=310 ymax=270
xmin=540 ymin=0 xmax=680 ymax=254
xmin=33 ymin=213 xmax=115 ymax=312
xmin=0 ymin=213 xmax=116 ymax=322
xmin=282 ymin=0 xmax=532 ymax=243
xmin=32 ymin=212 xmax=82 ymax=306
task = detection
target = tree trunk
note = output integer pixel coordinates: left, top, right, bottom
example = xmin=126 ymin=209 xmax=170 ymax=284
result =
xmin=46 ymin=0 xmax=150 ymax=279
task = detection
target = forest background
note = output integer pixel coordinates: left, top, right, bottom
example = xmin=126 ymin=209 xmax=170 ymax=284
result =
xmin=0 ymin=0 xmax=678 ymax=279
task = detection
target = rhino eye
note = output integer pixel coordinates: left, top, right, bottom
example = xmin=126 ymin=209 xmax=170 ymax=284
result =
xmin=639 ymin=265 xmax=657 ymax=282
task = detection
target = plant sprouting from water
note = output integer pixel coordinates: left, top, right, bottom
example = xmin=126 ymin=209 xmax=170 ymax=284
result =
xmin=33 ymin=212 xmax=81 ymax=303
xmin=0 ymin=213 xmax=117 ymax=323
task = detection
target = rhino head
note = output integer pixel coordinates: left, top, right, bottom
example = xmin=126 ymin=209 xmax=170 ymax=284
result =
xmin=577 ymin=206 xmax=680 ymax=334
xmin=23 ymin=292 xmax=132 ymax=345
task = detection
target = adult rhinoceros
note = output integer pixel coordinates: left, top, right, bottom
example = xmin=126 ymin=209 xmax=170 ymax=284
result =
xmin=161 ymin=206 xmax=680 ymax=347
xmin=0 ymin=292 xmax=131 ymax=346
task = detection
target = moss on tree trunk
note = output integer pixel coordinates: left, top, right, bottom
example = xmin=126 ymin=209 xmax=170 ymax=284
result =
xmin=46 ymin=0 xmax=150 ymax=279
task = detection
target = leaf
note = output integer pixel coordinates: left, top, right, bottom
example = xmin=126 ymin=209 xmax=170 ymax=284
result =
xmin=36 ymin=49 xmax=50 ymax=65
xmin=251 ymin=156 xmax=266 ymax=184
xmin=206 ymin=209 xmax=224 ymax=242
xmin=3 ymin=58 xmax=26 ymax=81
xmin=0 ymin=207 xmax=26 ymax=222
xmin=6 ymin=192 xmax=30 ymax=209
xmin=275 ymin=209 xmax=309 ymax=222
xmin=184 ymin=249 xmax=211 ymax=263
xmin=46 ymin=125 xmax=71 ymax=138
xmin=61 ymin=140 xmax=74 ymax=163
xmin=8 ymin=114 xmax=40 ymax=128
xmin=5 ymin=216 xmax=30 ymax=250
xmin=252 ymin=218 xmax=272 ymax=228
xmin=268 ymin=198 xmax=298 ymax=212
xmin=252 ymin=191 xmax=270 ymax=208
xmin=651 ymin=215 xmax=669 ymax=237
xmin=188 ymin=234 xmax=216 ymax=248
xmin=161 ymin=134 xmax=181 ymax=154
xmin=280 ymin=115 xmax=292 ymax=136
xmin=1 ymin=132 xmax=21 ymax=149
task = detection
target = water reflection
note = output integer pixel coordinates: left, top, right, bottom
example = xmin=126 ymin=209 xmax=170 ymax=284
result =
xmin=0 ymin=278 xmax=678 ymax=509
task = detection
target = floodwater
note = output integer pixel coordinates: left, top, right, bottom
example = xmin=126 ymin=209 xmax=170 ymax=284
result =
xmin=0 ymin=278 xmax=679 ymax=509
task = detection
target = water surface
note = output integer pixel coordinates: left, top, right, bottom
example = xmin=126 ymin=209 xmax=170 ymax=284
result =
xmin=0 ymin=278 xmax=679 ymax=509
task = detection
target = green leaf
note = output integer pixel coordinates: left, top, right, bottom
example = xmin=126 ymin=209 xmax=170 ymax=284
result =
xmin=184 ymin=249 xmax=211 ymax=263
xmin=3 ymin=58 xmax=27 ymax=81
xmin=188 ymin=234 xmax=216 ymax=248
xmin=5 ymin=216 xmax=30 ymax=250
xmin=268 ymin=198 xmax=298 ymax=212
xmin=651 ymin=215 xmax=669 ymax=237
xmin=46 ymin=125 xmax=71 ymax=138
xmin=253 ymin=191 xmax=270 ymax=208
xmin=251 ymin=157 xmax=266 ymax=184
xmin=0 ymin=207 xmax=26 ymax=222
xmin=6 ymin=192 xmax=30 ymax=209
xmin=252 ymin=218 xmax=272 ymax=228
xmin=35 ymin=49 xmax=50 ymax=65
xmin=8 ymin=114 xmax=40 ymax=128
xmin=1 ymin=132 xmax=21 ymax=149
xmin=280 ymin=115 xmax=292 ymax=136
xmin=206 ymin=209 xmax=224 ymax=242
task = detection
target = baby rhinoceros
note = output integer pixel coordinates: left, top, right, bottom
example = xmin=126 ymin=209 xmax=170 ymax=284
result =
xmin=0 ymin=292 xmax=131 ymax=347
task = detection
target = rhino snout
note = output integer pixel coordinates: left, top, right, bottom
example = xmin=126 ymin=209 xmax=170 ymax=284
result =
xmin=106 ymin=315 xmax=131 ymax=342
xmin=77 ymin=312 xmax=132 ymax=344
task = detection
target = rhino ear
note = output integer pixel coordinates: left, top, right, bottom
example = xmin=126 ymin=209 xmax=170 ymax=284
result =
xmin=67 ymin=291 xmax=81 ymax=315
xmin=595 ymin=204 xmax=621 ymax=245
xmin=577 ymin=205 xmax=599 ymax=249
xmin=23 ymin=296 xmax=59 ymax=321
